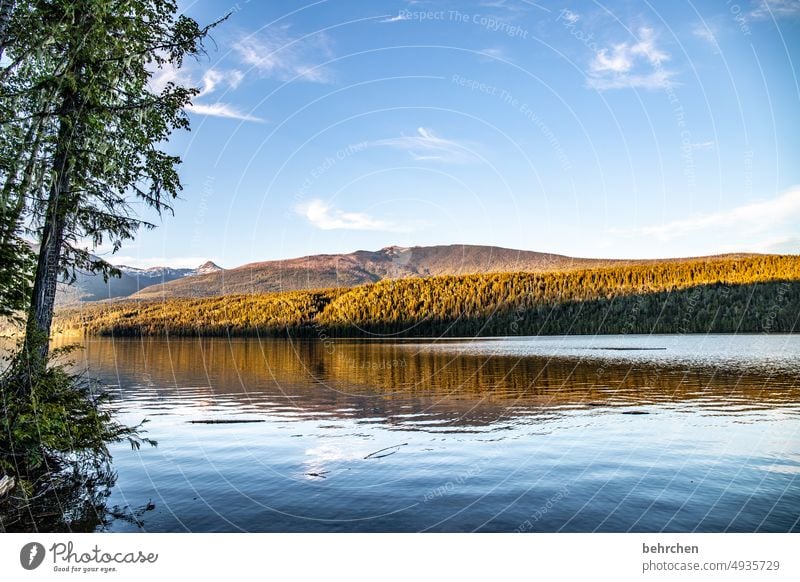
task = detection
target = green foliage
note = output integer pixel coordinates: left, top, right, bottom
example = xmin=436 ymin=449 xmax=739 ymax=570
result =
xmin=1 ymin=1 xmax=218 ymax=366
xmin=1 ymin=0 xmax=214 ymax=274
xmin=0 ymin=460 xmax=118 ymax=532
xmin=0 ymin=339 xmax=155 ymax=531
xmin=0 ymin=342 xmax=154 ymax=480
xmin=0 ymin=1 xmax=206 ymax=531
xmin=55 ymin=255 xmax=800 ymax=337
xmin=0 ymin=233 xmax=34 ymax=318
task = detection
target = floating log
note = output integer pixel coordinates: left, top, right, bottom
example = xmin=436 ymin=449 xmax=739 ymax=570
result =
xmin=587 ymin=347 xmax=667 ymax=351
xmin=364 ymin=443 xmax=408 ymax=459
xmin=188 ymin=419 xmax=266 ymax=424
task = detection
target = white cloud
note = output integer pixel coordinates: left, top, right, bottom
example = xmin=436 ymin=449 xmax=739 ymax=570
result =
xmin=234 ymin=27 xmax=333 ymax=83
xmin=691 ymin=23 xmax=720 ymax=52
xmin=372 ymin=127 xmax=476 ymax=164
xmin=296 ymin=199 xmax=395 ymax=231
xmin=631 ymin=28 xmax=670 ymax=64
xmin=587 ymin=27 xmax=674 ymax=90
xmin=592 ymin=45 xmax=634 ymax=73
xmin=477 ymin=47 xmax=508 ymax=61
xmin=591 ymin=28 xmax=667 ymax=73
xmin=750 ymin=0 xmax=800 ymax=19
xmin=199 ymin=69 xmax=244 ymax=96
xmin=149 ymin=64 xmax=259 ymax=122
xmin=186 ymin=102 xmax=264 ymax=123
xmin=478 ymin=0 xmax=534 ymax=17
xmin=612 ymin=187 xmax=800 ymax=240
xmin=380 ymin=13 xmax=410 ymax=23
xmin=149 ymin=64 xmax=190 ymax=94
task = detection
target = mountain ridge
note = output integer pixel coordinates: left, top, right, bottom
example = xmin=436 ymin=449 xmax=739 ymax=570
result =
xmin=56 ymin=260 xmax=223 ymax=304
xmin=57 ymin=244 xmax=766 ymax=303
xmin=128 ymin=244 xmax=762 ymax=301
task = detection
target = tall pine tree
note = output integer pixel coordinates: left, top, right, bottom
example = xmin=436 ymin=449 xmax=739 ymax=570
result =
xmin=0 ymin=1 xmax=219 ymax=371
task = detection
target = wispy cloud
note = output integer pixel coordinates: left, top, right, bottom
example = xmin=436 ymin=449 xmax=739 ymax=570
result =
xmin=611 ymin=187 xmax=800 ymax=239
xmin=296 ymin=199 xmax=399 ymax=231
xmin=691 ymin=23 xmax=720 ymax=52
xmin=587 ymin=27 xmax=675 ymax=90
xmin=478 ymin=0 xmax=539 ymax=17
xmin=186 ymin=102 xmax=263 ymax=123
xmin=150 ymin=65 xmax=262 ymax=122
xmin=590 ymin=27 xmax=668 ymax=73
xmin=380 ymin=13 xmax=410 ymax=23
xmin=234 ymin=26 xmax=333 ymax=83
xmin=477 ymin=47 xmax=508 ymax=61
xmin=372 ymin=127 xmax=476 ymax=163
xmin=198 ymin=69 xmax=244 ymax=96
xmin=149 ymin=64 xmax=189 ymax=94
xmin=750 ymin=0 xmax=800 ymax=20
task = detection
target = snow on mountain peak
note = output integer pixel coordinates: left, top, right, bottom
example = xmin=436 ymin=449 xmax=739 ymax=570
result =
xmin=195 ymin=261 xmax=223 ymax=275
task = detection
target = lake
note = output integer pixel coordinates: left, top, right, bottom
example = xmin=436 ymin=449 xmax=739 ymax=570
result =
xmin=68 ymin=334 xmax=800 ymax=532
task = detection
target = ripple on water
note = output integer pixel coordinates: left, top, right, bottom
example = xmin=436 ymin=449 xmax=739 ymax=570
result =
xmin=62 ymin=335 xmax=800 ymax=532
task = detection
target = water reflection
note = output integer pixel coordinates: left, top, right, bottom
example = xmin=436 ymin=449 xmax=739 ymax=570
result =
xmin=0 ymin=461 xmax=127 ymax=533
xmin=75 ymin=337 xmax=800 ymax=423
xmin=48 ymin=336 xmax=800 ymax=533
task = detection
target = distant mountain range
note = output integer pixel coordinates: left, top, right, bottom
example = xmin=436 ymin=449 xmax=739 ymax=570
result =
xmin=57 ymin=254 xmax=800 ymax=338
xmin=56 ymin=260 xmax=223 ymax=303
xmin=129 ymin=245 xmax=627 ymax=300
xmin=56 ymin=244 xmax=757 ymax=303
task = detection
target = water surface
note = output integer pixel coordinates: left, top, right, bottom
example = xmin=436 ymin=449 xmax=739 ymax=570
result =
xmin=70 ymin=334 xmax=800 ymax=532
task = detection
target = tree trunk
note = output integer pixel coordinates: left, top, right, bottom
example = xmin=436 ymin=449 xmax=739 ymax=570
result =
xmin=22 ymin=91 xmax=75 ymax=368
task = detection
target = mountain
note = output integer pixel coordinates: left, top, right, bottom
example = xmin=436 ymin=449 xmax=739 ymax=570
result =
xmin=56 ymin=254 xmax=800 ymax=337
xmin=127 ymin=244 xmax=752 ymax=301
xmin=55 ymin=244 xmax=758 ymax=303
xmin=195 ymin=261 xmax=224 ymax=276
xmin=121 ymin=245 xmax=603 ymax=300
xmin=55 ymin=260 xmax=223 ymax=304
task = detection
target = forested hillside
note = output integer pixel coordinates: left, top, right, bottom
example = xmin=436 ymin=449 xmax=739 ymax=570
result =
xmin=55 ymin=255 xmax=800 ymax=337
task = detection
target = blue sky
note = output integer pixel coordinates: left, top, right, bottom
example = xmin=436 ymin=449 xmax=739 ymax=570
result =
xmin=111 ymin=0 xmax=799 ymax=268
